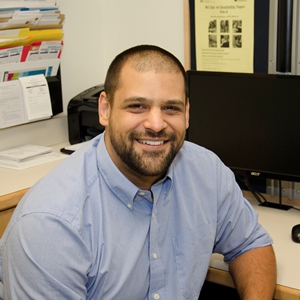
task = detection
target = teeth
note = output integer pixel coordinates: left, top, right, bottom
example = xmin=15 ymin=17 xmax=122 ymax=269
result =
xmin=138 ymin=140 xmax=164 ymax=146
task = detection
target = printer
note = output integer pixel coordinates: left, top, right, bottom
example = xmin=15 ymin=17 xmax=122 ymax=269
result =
xmin=68 ymin=84 xmax=105 ymax=144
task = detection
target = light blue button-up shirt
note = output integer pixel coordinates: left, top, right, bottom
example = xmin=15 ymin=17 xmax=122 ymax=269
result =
xmin=0 ymin=133 xmax=272 ymax=300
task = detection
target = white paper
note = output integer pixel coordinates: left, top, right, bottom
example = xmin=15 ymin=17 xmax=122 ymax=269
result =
xmin=0 ymin=29 xmax=22 ymax=38
xmin=0 ymin=9 xmax=17 ymax=18
xmin=0 ymin=46 xmax=22 ymax=64
xmin=6 ymin=16 xmax=41 ymax=27
xmin=19 ymin=74 xmax=52 ymax=121
xmin=0 ymin=74 xmax=54 ymax=128
xmin=0 ymin=144 xmax=52 ymax=161
xmin=0 ymin=152 xmax=65 ymax=170
xmin=0 ymin=79 xmax=26 ymax=128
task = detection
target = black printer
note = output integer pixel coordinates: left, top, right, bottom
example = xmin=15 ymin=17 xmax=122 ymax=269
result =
xmin=68 ymin=84 xmax=105 ymax=144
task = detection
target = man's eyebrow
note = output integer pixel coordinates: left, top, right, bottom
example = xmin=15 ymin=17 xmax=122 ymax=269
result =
xmin=163 ymin=99 xmax=185 ymax=107
xmin=123 ymin=97 xmax=185 ymax=107
xmin=123 ymin=97 xmax=147 ymax=103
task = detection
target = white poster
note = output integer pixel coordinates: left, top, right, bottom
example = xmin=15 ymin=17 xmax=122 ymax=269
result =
xmin=195 ymin=0 xmax=254 ymax=73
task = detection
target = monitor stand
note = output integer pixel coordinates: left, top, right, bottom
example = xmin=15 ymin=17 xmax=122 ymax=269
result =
xmin=260 ymin=181 xmax=293 ymax=210
xmin=260 ymin=201 xmax=292 ymax=211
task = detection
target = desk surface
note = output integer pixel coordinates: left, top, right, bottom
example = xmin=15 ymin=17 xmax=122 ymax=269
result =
xmin=210 ymin=198 xmax=300 ymax=291
xmin=0 ymin=143 xmax=68 ymax=197
xmin=1 ymin=142 xmax=300 ymax=294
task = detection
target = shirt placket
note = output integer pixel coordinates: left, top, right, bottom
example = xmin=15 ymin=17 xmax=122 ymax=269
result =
xmin=148 ymin=180 xmax=171 ymax=300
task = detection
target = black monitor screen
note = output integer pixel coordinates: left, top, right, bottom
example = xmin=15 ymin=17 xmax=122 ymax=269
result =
xmin=187 ymin=71 xmax=300 ymax=182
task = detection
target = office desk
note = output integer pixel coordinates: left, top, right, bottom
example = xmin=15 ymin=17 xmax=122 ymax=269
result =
xmin=0 ymin=144 xmax=300 ymax=299
xmin=207 ymin=195 xmax=300 ymax=300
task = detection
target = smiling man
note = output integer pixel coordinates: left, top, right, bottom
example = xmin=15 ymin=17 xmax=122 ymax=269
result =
xmin=99 ymin=49 xmax=189 ymax=190
xmin=0 ymin=45 xmax=276 ymax=300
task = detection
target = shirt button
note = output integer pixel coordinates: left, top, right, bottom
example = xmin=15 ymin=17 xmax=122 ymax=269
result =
xmin=153 ymin=253 xmax=158 ymax=259
xmin=127 ymin=203 xmax=132 ymax=208
xmin=154 ymin=294 xmax=160 ymax=299
xmin=152 ymin=213 xmax=155 ymax=219
xmin=139 ymin=191 xmax=145 ymax=196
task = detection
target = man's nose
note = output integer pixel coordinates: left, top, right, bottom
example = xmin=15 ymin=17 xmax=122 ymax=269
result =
xmin=143 ymin=108 xmax=167 ymax=132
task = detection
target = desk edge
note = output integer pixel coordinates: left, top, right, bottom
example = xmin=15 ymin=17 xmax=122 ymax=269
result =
xmin=206 ymin=267 xmax=300 ymax=300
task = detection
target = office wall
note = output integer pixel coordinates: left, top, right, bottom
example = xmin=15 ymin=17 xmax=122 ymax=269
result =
xmin=57 ymin=0 xmax=104 ymax=113
xmin=100 ymin=0 xmax=185 ymax=77
xmin=59 ymin=0 xmax=185 ymax=113
xmin=0 ymin=0 xmax=185 ymax=150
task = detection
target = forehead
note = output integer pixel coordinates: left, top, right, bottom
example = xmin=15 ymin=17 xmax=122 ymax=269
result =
xmin=116 ymin=70 xmax=185 ymax=105
xmin=116 ymin=62 xmax=185 ymax=99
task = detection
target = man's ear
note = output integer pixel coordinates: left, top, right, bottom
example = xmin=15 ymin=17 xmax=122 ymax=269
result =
xmin=185 ymin=98 xmax=190 ymax=129
xmin=98 ymin=91 xmax=110 ymax=126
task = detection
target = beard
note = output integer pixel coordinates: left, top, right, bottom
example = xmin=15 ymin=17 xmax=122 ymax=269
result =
xmin=109 ymin=127 xmax=183 ymax=177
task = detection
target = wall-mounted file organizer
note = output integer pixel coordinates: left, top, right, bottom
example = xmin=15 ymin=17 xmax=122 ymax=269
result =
xmin=0 ymin=1 xmax=64 ymax=128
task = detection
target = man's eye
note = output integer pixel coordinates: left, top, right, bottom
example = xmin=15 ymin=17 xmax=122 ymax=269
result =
xmin=128 ymin=104 xmax=144 ymax=109
xmin=126 ymin=104 xmax=147 ymax=112
xmin=165 ymin=106 xmax=180 ymax=111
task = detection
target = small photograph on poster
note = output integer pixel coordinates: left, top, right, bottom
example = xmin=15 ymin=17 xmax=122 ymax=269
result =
xmin=208 ymin=20 xmax=217 ymax=33
xmin=220 ymin=35 xmax=230 ymax=48
xmin=208 ymin=35 xmax=217 ymax=47
xmin=232 ymin=20 xmax=242 ymax=33
xmin=220 ymin=20 xmax=229 ymax=33
xmin=233 ymin=35 xmax=242 ymax=48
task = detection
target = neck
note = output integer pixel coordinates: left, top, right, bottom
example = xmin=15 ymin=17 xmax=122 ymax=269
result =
xmin=123 ymin=170 xmax=164 ymax=190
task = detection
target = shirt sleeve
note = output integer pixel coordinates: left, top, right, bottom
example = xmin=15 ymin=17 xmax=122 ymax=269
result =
xmin=213 ymin=160 xmax=273 ymax=264
xmin=1 ymin=212 xmax=91 ymax=299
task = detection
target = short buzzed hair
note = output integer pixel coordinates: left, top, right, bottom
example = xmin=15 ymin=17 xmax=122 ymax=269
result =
xmin=104 ymin=45 xmax=188 ymax=105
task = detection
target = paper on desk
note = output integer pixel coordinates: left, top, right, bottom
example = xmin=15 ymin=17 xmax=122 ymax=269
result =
xmin=0 ymin=144 xmax=53 ymax=161
xmin=0 ymin=151 xmax=65 ymax=170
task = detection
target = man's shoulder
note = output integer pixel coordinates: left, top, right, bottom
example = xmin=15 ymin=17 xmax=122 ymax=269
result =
xmin=173 ymin=141 xmax=225 ymax=178
xmin=179 ymin=140 xmax=219 ymax=160
xmin=15 ymin=136 xmax=103 ymax=222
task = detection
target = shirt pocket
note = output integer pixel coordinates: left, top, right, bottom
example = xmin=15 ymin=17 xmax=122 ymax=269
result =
xmin=172 ymin=223 xmax=215 ymax=299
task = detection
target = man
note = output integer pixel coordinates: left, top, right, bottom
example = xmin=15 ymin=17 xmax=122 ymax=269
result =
xmin=0 ymin=45 xmax=276 ymax=299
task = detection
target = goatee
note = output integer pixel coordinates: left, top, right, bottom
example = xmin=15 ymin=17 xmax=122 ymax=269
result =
xmin=110 ymin=129 xmax=181 ymax=177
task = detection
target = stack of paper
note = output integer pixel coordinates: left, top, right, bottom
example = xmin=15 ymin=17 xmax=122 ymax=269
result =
xmin=0 ymin=144 xmax=66 ymax=170
xmin=0 ymin=144 xmax=53 ymax=161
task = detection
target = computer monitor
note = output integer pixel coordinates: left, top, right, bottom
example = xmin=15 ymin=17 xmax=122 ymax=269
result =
xmin=187 ymin=71 xmax=300 ymax=183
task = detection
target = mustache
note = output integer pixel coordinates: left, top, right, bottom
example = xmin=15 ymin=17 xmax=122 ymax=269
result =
xmin=130 ymin=130 xmax=175 ymax=140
